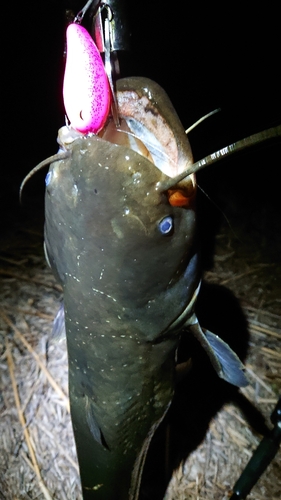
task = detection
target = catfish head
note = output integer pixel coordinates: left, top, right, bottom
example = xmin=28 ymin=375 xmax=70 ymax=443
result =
xmin=44 ymin=76 xmax=200 ymax=499
xmin=46 ymin=77 xmax=199 ymax=339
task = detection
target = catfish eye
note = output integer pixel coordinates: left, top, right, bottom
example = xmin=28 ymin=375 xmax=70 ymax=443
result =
xmin=158 ymin=216 xmax=173 ymax=235
xmin=45 ymin=171 xmax=52 ymax=186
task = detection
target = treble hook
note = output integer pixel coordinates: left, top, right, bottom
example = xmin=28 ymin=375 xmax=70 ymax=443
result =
xmin=74 ymin=0 xmax=101 ymax=24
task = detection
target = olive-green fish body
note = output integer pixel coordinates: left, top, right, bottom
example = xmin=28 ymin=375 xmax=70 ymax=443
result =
xmin=44 ymin=78 xmax=199 ymax=499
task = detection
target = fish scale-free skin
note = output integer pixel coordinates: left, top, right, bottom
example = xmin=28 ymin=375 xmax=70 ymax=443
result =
xmin=45 ymin=78 xmax=199 ymax=499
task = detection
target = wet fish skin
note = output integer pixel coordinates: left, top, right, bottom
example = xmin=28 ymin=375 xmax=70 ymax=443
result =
xmin=44 ymin=75 xmax=253 ymax=498
xmin=45 ymin=77 xmax=199 ymax=499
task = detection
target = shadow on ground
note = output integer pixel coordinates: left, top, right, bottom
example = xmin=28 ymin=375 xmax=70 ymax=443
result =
xmin=140 ymin=281 xmax=269 ymax=500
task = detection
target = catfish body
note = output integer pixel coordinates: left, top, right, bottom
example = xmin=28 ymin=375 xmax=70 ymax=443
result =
xmin=45 ymin=77 xmax=199 ymax=499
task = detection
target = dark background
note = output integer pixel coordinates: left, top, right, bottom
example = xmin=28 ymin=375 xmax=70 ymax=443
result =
xmin=1 ymin=3 xmax=280 ymax=498
xmin=2 ymin=0 xmax=280 ymax=239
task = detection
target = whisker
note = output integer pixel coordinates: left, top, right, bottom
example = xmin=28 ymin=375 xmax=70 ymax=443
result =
xmin=159 ymin=125 xmax=281 ymax=191
xmin=20 ymin=151 xmax=71 ymax=203
xmin=185 ymin=108 xmax=221 ymax=134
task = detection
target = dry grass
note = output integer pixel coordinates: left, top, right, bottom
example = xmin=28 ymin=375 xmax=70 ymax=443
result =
xmin=0 ymin=217 xmax=280 ymax=499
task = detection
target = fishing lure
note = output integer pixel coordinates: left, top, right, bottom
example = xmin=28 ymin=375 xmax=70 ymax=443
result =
xmin=63 ymin=23 xmax=111 ymax=133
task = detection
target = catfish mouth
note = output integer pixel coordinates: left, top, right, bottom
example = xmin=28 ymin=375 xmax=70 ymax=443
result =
xmin=99 ymin=87 xmax=191 ymax=179
xmin=98 ymin=112 xmax=197 ymax=205
xmin=113 ymin=89 xmax=180 ymax=178
xmin=57 ymin=78 xmax=197 ymax=203
xmin=99 ymin=116 xmax=176 ymax=177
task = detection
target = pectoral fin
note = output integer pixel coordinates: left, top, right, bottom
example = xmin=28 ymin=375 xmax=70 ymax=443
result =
xmin=85 ymin=395 xmax=109 ymax=449
xmin=188 ymin=316 xmax=249 ymax=387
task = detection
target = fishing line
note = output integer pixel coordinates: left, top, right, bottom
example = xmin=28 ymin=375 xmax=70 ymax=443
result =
xmin=196 ymin=183 xmax=241 ymax=243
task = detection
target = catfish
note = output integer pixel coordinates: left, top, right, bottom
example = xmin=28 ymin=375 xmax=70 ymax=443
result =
xmin=42 ymin=76 xmax=257 ymax=500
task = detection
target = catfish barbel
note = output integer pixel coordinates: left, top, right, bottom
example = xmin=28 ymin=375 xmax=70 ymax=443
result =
xmin=20 ymin=24 xmax=281 ymax=500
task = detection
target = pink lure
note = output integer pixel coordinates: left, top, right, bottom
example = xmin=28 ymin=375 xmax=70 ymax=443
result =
xmin=63 ymin=24 xmax=111 ymax=134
